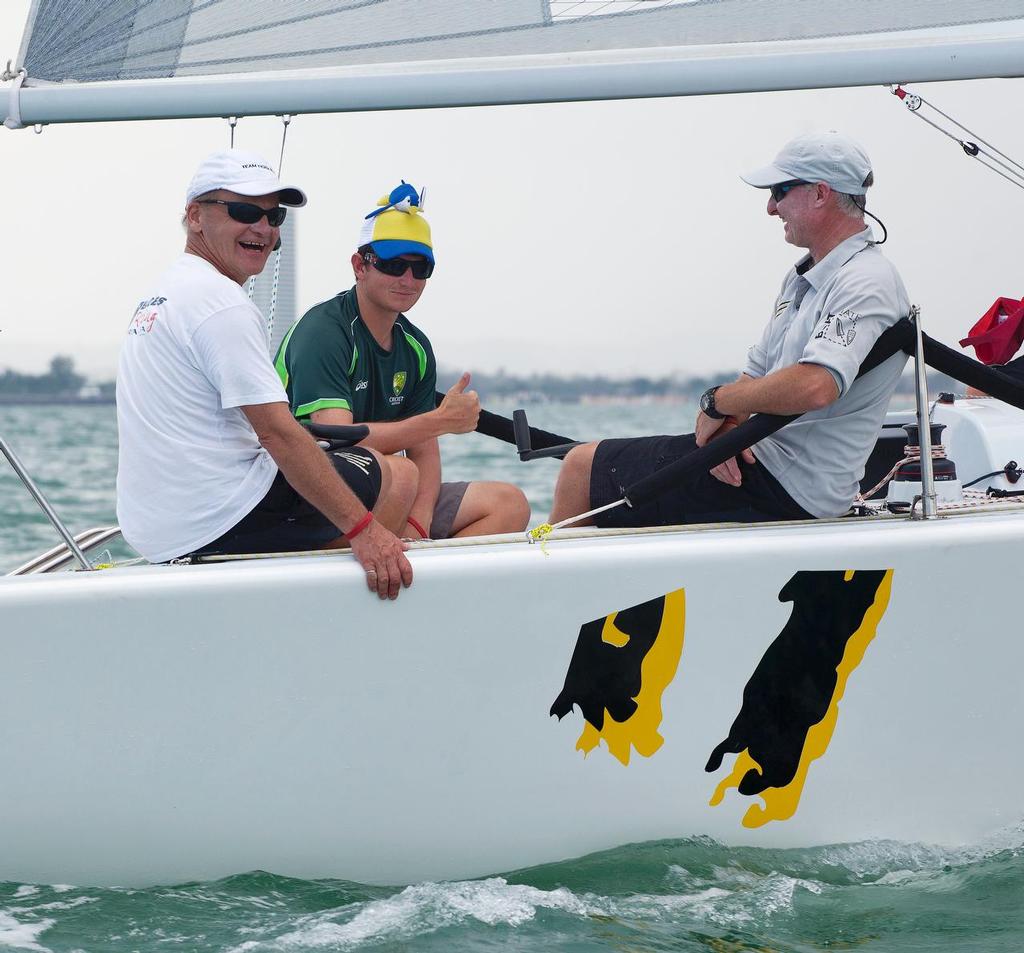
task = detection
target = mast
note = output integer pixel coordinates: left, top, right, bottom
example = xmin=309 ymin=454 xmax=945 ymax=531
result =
xmin=6 ymin=33 xmax=1024 ymax=127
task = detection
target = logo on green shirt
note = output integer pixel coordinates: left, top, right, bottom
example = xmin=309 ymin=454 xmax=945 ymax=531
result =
xmin=392 ymin=371 xmax=407 ymax=396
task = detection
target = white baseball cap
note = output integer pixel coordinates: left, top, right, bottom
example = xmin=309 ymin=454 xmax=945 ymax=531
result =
xmin=185 ymin=149 xmax=307 ymax=207
xmin=741 ymin=131 xmax=873 ymax=195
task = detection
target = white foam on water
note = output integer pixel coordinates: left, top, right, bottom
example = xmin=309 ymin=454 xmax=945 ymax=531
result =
xmin=9 ymin=897 xmax=99 ymax=915
xmin=0 ymin=912 xmax=55 ymax=952
xmin=639 ymin=867 xmax=820 ymax=926
xmin=11 ymin=888 xmax=38 ymax=900
xmin=226 ymin=878 xmax=598 ymax=951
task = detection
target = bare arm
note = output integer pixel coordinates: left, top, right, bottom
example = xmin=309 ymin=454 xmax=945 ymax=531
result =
xmin=310 ymin=371 xmax=480 ymax=455
xmin=242 ymin=401 xmax=412 ymax=599
xmin=695 ymin=365 xmax=838 ymax=487
xmin=714 ymin=363 xmax=839 ymax=417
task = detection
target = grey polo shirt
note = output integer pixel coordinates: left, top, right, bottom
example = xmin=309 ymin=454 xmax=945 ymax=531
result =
xmin=744 ymin=228 xmax=910 ymax=518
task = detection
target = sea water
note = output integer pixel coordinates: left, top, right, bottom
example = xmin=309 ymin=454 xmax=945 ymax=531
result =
xmin=1 ymin=403 xmax=1021 ymax=952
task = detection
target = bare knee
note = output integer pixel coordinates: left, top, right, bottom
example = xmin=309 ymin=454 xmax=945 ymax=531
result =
xmin=550 ymin=441 xmax=599 ymax=523
xmin=562 ymin=441 xmax=598 ymax=480
xmin=372 ymin=450 xmax=418 ymax=510
xmin=494 ymin=483 xmax=531 ymax=532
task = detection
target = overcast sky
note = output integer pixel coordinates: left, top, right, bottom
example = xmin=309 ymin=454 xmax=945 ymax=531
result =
xmin=3 ymin=3 xmax=1023 ymax=381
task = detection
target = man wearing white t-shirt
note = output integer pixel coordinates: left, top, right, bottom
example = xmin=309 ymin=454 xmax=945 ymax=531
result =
xmin=116 ymin=150 xmax=414 ymax=599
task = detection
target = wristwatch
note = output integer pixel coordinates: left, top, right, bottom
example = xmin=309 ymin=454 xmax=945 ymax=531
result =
xmin=699 ymin=385 xmax=727 ymax=420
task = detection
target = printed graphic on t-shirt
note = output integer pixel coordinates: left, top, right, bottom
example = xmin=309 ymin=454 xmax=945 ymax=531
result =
xmin=128 ymin=310 xmax=159 ymax=335
xmin=774 ymin=299 xmax=791 ymax=318
xmin=128 ymin=296 xmax=167 ymax=336
xmin=815 ymin=309 xmax=859 ymax=347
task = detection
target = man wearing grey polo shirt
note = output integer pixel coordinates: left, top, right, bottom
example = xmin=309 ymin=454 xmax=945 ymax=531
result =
xmin=549 ymin=131 xmax=909 ymax=527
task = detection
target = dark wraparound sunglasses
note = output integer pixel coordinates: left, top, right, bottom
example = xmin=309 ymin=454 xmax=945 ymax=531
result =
xmin=769 ymin=180 xmax=811 ymax=203
xmin=363 ymin=252 xmax=434 ymax=280
xmin=197 ymin=199 xmax=287 ymax=227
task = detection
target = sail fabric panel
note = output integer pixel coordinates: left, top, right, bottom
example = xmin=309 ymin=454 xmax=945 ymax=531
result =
xmin=18 ymin=0 xmax=1024 ymax=84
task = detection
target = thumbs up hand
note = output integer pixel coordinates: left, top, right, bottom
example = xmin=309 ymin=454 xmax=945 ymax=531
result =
xmin=435 ymin=372 xmax=480 ymax=434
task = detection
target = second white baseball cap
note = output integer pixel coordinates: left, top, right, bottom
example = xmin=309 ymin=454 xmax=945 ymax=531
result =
xmin=742 ymin=131 xmax=873 ymax=195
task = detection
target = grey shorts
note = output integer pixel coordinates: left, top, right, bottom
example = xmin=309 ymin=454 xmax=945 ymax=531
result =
xmin=429 ymin=481 xmax=470 ymax=539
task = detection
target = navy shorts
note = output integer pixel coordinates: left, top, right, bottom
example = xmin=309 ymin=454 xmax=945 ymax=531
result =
xmin=590 ymin=434 xmax=812 ymax=529
xmin=191 ymin=447 xmax=382 ymax=556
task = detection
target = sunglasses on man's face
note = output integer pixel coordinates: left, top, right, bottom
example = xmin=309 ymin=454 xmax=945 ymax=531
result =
xmin=363 ymin=252 xmax=434 ymax=280
xmin=769 ymin=180 xmax=811 ymax=203
xmin=197 ymin=199 xmax=287 ymax=227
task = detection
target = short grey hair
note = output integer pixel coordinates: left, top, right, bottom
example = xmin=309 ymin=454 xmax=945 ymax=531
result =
xmin=182 ymin=189 xmax=218 ymax=228
xmin=834 ymin=191 xmax=866 ymax=218
xmin=834 ymin=170 xmax=873 ymax=218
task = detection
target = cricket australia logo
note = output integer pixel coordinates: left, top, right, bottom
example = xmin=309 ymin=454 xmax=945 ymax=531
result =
xmin=815 ymin=309 xmax=859 ymax=347
xmin=392 ymin=371 xmax=407 ymax=396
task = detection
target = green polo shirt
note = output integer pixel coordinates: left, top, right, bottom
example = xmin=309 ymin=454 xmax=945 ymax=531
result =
xmin=275 ymin=287 xmax=436 ymax=423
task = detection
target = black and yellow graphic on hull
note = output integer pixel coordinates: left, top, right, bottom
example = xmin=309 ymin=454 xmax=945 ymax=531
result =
xmin=706 ymin=569 xmax=894 ymax=828
xmin=550 ymin=589 xmax=685 ymax=765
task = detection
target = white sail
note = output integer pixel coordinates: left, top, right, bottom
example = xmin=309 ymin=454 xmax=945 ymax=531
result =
xmin=6 ymin=0 xmax=1024 ymax=126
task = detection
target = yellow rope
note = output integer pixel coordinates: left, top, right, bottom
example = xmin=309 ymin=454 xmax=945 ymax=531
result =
xmin=527 ymin=522 xmax=554 ymax=555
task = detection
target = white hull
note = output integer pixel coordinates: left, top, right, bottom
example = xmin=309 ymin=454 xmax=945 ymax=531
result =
xmin=2 ymin=506 xmax=1022 ymax=886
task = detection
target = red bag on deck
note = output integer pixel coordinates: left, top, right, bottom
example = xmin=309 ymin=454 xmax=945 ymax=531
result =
xmin=960 ymin=297 xmax=1024 ymax=365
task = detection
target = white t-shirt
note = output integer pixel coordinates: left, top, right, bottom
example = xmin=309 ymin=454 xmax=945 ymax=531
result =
xmin=116 ymin=254 xmax=287 ymax=562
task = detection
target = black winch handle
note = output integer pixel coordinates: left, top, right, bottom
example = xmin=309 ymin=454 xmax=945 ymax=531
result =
xmin=433 ymin=391 xmax=578 ymax=453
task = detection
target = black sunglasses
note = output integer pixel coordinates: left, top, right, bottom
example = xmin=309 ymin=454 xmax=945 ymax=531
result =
xmin=197 ymin=199 xmax=287 ymax=227
xmin=363 ymin=252 xmax=434 ymax=280
xmin=769 ymin=180 xmax=811 ymax=203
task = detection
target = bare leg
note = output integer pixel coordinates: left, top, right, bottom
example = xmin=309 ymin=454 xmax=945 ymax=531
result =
xmin=549 ymin=441 xmax=599 ymax=525
xmin=321 ymin=449 xmax=417 ymax=548
xmin=449 ymin=482 xmax=531 ymax=537
xmin=372 ymin=452 xmax=418 ymax=534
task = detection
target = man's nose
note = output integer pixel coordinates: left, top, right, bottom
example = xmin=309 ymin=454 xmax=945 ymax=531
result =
xmin=767 ymin=197 xmax=779 ymax=217
xmin=249 ymin=218 xmax=275 ymax=239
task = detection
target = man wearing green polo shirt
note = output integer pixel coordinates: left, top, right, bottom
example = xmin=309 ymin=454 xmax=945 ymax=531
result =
xmin=275 ymin=183 xmax=529 ymax=540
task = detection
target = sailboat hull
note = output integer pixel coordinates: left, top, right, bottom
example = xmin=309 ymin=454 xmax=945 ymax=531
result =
xmin=1 ymin=511 xmax=1020 ymax=886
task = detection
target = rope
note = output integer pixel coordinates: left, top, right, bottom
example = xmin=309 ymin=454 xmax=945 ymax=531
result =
xmin=890 ymin=85 xmax=1024 ymax=193
xmin=856 ymin=443 xmax=946 ymax=503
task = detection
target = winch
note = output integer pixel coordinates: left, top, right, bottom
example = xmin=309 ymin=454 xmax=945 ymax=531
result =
xmin=886 ymin=422 xmax=963 ymax=507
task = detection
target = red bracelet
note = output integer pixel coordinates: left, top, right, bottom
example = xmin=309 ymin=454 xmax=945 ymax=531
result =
xmin=346 ymin=512 xmax=373 ymax=540
xmin=406 ymin=516 xmax=429 ymax=539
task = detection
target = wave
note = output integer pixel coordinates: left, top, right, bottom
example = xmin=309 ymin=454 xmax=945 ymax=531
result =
xmin=1 ymin=827 xmax=1021 ymax=952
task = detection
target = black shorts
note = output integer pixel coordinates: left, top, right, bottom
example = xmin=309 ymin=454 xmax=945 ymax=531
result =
xmin=590 ymin=434 xmax=813 ymax=529
xmin=191 ymin=447 xmax=382 ymax=556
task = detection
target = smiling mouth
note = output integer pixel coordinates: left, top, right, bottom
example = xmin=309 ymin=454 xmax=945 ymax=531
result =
xmin=239 ymin=241 xmax=266 ymax=252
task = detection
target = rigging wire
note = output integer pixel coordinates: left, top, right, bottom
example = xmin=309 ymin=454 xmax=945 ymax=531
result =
xmin=228 ymin=112 xmax=293 ymax=351
xmin=264 ymin=114 xmax=292 ymax=346
xmin=889 ymin=85 xmax=1024 ymax=194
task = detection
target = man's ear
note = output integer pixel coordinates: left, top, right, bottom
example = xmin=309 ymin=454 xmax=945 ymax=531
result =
xmin=351 ymin=251 xmax=366 ymax=279
xmin=815 ymin=182 xmax=832 ymax=207
xmin=184 ymin=202 xmax=203 ymax=234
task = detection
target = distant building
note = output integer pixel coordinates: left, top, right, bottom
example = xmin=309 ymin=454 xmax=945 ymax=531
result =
xmin=249 ymin=214 xmax=297 ymax=358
